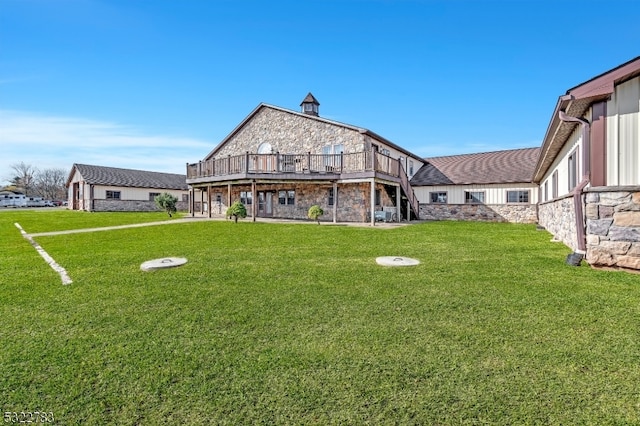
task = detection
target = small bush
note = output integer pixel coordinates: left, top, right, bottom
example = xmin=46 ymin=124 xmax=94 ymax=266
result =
xmin=154 ymin=193 xmax=178 ymax=217
xmin=226 ymin=201 xmax=247 ymax=223
xmin=307 ymin=205 xmax=324 ymax=224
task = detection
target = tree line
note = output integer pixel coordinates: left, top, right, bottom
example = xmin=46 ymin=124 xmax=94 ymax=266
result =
xmin=3 ymin=162 xmax=68 ymax=201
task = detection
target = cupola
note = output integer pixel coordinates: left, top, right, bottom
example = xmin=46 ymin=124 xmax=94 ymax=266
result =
xmin=300 ymin=92 xmax=320 ymax=116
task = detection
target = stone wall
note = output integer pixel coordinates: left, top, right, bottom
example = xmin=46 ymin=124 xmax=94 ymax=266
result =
xmin=538 ymin=195 xmax=579 ymax=251
xmin=93 ymin=200 xmax=189 ymax=212
xmin=419 ymin=203 xmax=537 ymax=224
xmin=211 ymin=108 xmax=366 ymax=158
xmin=585 ymin=188 xmax=640 ymax=271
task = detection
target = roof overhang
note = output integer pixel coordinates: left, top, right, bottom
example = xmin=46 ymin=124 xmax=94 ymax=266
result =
xmin=533 ymin=56 xmax=640 ymax=183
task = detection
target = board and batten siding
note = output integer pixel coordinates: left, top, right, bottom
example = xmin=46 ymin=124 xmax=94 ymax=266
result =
xmin=92 ymin=186 xmax=187 ymax=201
xmin=606 ymin=76 xmax=640 ymax=186
xmin=539 ymin=123 xmax=584 ymax=202
xmin=414 ymin=183 xmax=539 ymax=205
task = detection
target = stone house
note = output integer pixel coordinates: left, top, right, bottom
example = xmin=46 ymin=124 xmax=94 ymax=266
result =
xmin=411 ymin=147 xmax=540 ymax=223
xmin=534 ymin=56 xmax=640 ymax=271
xmin=186 ymin=93 xmax=424 ymax=224
xmin=67 ymin=164 xmax=189 ymax=212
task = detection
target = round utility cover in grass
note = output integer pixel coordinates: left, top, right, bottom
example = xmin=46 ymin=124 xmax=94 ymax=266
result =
xmin=376 ymin=256 xmax=420 ymax=266
xmin=140 ymin=257 xmax=187 ymax=271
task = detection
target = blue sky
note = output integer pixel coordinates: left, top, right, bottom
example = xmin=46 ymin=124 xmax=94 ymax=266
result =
xmin=1 ymin=0 xmax=639 ymax=183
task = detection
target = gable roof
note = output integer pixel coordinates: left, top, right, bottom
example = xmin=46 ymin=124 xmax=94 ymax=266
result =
xmin=411 ymin=147 xmax=540 ymax=186
xmin=533 ymin=56 xmax=640 ymax=183
xmin=67 ymin=164 xmax=187 ymax=190
xmin=203 ymin=103 xmax=424 ymax=162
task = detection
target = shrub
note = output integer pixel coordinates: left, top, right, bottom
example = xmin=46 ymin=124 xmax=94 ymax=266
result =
xmin=154 ymin=193 xmax=178 ymax=217
xmin=307 ymin=205 xmax=324 ymax=224
xmin=226 ymin=201 xmax=247 ymax=223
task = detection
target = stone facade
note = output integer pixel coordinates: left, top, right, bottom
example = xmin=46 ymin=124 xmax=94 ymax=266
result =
xmin=419 ymin=203 xmax=537 ymax=223
xmin=201 ymin=182 xmax=396 ymax=223
xmin=584 ymin=188 xmax=640 ymax=271
xmin=539 ymin=188 xmax=640 ymax=271
xmin=538 ymin=195 xmax=579 ymax=250
xmin=211 ymin=108 xmax=367 ymax=158
xmin=93 ymin=200 xmax=189 ymax=212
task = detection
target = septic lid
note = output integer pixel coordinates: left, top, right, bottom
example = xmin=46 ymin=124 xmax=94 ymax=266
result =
xmin=140 ymin=257 xmax=188 ymax=271
xmin=376 ymin=256 xmax=420 ymax=266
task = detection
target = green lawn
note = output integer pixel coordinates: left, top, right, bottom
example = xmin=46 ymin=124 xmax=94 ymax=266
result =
xmin=1 ymin=210 xmax=639 ymax=424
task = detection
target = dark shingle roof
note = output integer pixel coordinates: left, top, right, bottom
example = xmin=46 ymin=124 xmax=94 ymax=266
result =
xmin=411 ymin=147 xmax=540 ymax=186
xmin=71 ymin=164 xmax=187 ymax=190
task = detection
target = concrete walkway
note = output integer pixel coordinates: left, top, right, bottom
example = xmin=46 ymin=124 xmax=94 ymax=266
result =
xmin=28 ymin=216 xmax=410 ymax=237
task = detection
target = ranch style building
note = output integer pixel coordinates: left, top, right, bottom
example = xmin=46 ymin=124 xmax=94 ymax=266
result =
xmin=67 ymin=164 xmax=189 ymax=212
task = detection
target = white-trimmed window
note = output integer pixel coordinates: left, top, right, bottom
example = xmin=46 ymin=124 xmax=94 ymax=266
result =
xmin=279 ymin=190 xmax=295 ymax=205
xmin=149 ymin=192 xmax=160 ymax=201
xmin=465 ymin=191 xmax=485 ymax=204
xmin=430 ymin=192 xmax=447 ymax=203
xmin=568 ymin=149 xmax=579 ymax=191
xmin=106 ymin=190 xmax=121 ymax=200
xmin=552 ymin=171 xmax=558 ymax=199
xmin=328 ymin=188 xmax=336 ymax=206
xmin=257 ymin=142 xmax=272 ymax=154
xmin=507 ymin=190 xmax=529 ymax=203
xmin=240 ymin=191 xmax=252 ymax=205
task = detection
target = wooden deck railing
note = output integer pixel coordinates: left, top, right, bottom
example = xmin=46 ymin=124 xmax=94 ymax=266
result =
xmin=187 ymin=151 xmax=402 ymax=179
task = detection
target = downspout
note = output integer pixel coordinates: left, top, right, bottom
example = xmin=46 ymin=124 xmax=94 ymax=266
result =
xmin=558 ymin=110 xmax=590 ymax=264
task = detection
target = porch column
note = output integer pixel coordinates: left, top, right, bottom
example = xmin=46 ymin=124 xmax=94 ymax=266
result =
xmin=200 ymin=189 xmax=204 ymax=215
xmin=207 ymin=185 xmax=212 ymax=218
xmin=227 ymin=183 xmax=232 ymax=207
xmin=370 ymin=178 xmax=376 ymax=226
xmin=252 ymin=180 xmax=257 ymax=222
xmin=190 ymin=188 xmax=195 ymax=217
xmin=396 ymin=184 xmax=401 ymax=222
xmin=332 ymin=181 xmax=337 ymax=223
xmin=407 ymin=199 xmax=411 ymax=221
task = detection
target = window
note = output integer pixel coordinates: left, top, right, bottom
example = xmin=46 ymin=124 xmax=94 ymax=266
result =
xmin=182 ymin=194 xmax=189 ymax=202
xmin=568 ymin=149 xmax=579 ymax=191
xmin=552 ymin=171 xmax=558 ymax=199
xmin=257 ymin=142 xmax=272 ymax=154
xmin=106 ymin=190 xmax=121 ymax=200
xmin=323 ymin=144 xmax=343 ymax=169
xmin=279 ymin=190 xmax=295 ymax=205
xmin=543 ymin=182 xmax=548 ymax=202
xmin=381 ymin=148 xmax=390 ymax=156
xmin=375 ymin=189 xmax=381 ymax=206
xmin=409 ymin=160 xmax=414 ymax=176
xmin=149 ymin=192 xmax=160 ymax=201
xmin=465 ymin=191 xmax=485 ymax=204
xmin=430 ymin=192 xmax=447 ymax=203
xmin=240 ymin=191 xmax=252 ymax=205
xmin=328 ymin=188 xmax=336 ymax=206
xmin=507 ymin=190 xmax=530 ymax=203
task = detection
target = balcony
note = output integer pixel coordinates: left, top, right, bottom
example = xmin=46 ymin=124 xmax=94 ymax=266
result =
xmin=186 ymin=151 xmax=401 ymax=184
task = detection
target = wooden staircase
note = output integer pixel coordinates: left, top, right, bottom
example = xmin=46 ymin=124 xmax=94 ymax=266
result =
xmin=399 ymin=162 xmax=420 ymax=220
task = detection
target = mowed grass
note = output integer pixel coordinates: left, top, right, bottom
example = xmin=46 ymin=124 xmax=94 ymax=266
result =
xmin=1 ymin=210 xmax=640 ymax=424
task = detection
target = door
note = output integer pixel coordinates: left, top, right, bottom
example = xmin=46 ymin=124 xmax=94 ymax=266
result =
xmin=257 ymin=192 xmax=273 ymax=217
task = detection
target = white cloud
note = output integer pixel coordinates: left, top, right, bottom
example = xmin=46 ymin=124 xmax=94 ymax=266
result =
xmin=0 ymin=110 xmax=213 ymax=183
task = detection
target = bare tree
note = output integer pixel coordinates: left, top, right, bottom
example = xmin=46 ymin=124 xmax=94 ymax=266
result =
xmin=34 ymin=168 xmax=67 ymax=200
xmin=10 ymin=162 xmax=37 ymax=196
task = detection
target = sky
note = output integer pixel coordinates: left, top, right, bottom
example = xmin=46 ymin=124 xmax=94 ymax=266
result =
xmin=1 ymin=0 xmax=639 ymax=184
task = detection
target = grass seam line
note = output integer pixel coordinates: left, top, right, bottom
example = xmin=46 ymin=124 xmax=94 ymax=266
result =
xmin=15 ymin=222 xmax=73 ymax=285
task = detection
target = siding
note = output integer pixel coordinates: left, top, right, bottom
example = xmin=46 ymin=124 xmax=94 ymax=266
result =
xmin=414 ymin=183 xmax=539 ymax=205
xmin=540 ymin=124 xmax=584 ymax=200
xmin=93 ymin=186 xmax=187 ymax=201
xmin=607 ymin=76 xmax=640 ymax=186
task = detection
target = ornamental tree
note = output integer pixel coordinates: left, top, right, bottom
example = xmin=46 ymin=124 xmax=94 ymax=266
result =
xmin=226 ymin=201 xmax=247 ymax=223
xmin=155 ymin=192 xmax=178 ymax=217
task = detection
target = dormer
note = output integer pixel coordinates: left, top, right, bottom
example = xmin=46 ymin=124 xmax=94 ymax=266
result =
xmin=300 ymin=92 xmax=320 ymax=116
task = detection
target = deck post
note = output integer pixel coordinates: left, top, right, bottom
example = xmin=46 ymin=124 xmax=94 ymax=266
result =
xmin=252 ymin=180 xmax=257 ymax=222
xmin=227 ymin=183 xmax=232 ymax=215
xmin=333 ymin=181 xmax=338 ymax=223
xmin=370 ymin=178 xmax=376 ymax=226
xmin=190 ymin=188 xmax=195 ymax=217
xmin=207 ymin=185 xmax=212 ymax=218
xmin=396 ymin=184 xmax=401 ymax=222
